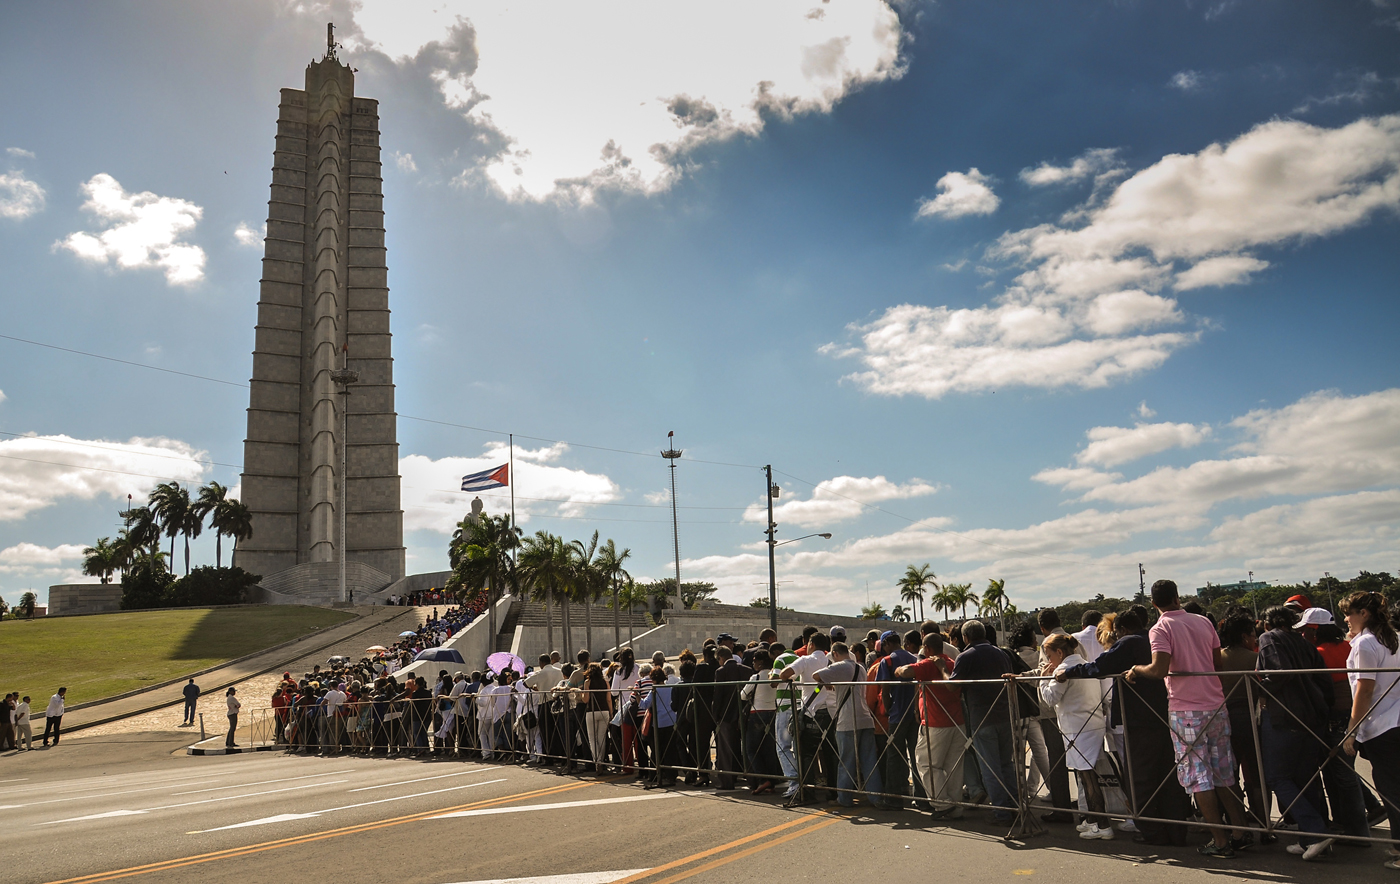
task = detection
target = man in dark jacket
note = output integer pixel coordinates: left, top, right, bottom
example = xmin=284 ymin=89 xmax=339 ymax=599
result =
xmin=711 ymin=647 xmax=753 ymax=790
xmin=182 ymin=678 xmax=201 ymax=726
xmin=1060 ymin=608 xmax=1192 ymax=845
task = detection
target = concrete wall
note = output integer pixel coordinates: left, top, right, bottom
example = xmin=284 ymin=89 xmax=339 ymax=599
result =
xmin=394 ymin=595 xmax=512 ymax=682
xmin=48 ymin=584 xmax=122 ymax=616
xmin=505 ymin=603 xmax=889 ymax=662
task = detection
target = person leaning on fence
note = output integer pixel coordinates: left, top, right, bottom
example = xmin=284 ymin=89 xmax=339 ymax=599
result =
xmin=639 ymin=664 xmax=679 ymax=786
xmin=1255 ymin=604 xmax=1342 ymax=861
xmin=947 ymin=620 xmax=1024 ymax=823
xmin=1127 ymin=579 xmax=1251 ymax=859
xmin=1039 ymin=632 xmax=1113 ymax=840
xmin=875 ymin=630 xmax=923 ymax=810
xmin=1340 ymin=590 xmax=1400 ymax=872
xmin=895 ymin=632 xmax=965 ymax=817
xmin=739 ymin=647 xmax=782 ymax=794
xmin=781 ymin=631 xmax=838 ymax=803
xmin=1216 ymin=611 xmax=1267 ymax=833
xmin=814 ymin=641 xmax=885 ymax=809
xmin=1298 ymin=607 xmax=1379 ymax=839
xmin=1057 ymin=607 xmax=1191 ymax=846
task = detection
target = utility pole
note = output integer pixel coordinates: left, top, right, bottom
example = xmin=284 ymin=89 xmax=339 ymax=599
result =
xmin=1137 ymin=563 xmax=1145 ymax=603
xmin=661 ymin=432 xmax=683 ymax=609
xmin=765 ymin=465 xmax=779 ymax=632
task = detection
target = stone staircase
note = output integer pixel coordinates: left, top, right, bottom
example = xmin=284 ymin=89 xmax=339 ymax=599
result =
xmin=494 ymin=598 xmax=522 ymax=653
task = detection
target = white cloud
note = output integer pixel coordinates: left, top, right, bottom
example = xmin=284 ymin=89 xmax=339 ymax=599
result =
xmin=344 ymin=0 xmax=904 ymax=201
xmin=742 ymin=475 xmax=937 ymax=528
xmin=233 ymin=221 xmax=265 ymax=247
xmin=0 ymin=542 xmax=85 ymax=571
xmin=56 ymin=174 xmax=206 ymax=285
xmin=1170 ymin=70 xmax=1204 ymax=92
xmin=1173 ymin=254 xmax=1269 ymax=290
xmin=1137 ymin=401 xmax=1155 ymax=418
xmin=1061 ymin=389 xmax=1400 ymax=507
xmin=0 ymin=171 xmax=45 ymax=219
xmin=916 ymin=168 xmax=999 ymax=219
xmin=6 ymin=147 xmax=36 ymax=159
xmin=0 ymin=434 xmax=209 ymax=520
xmin=1293 ymin=71 xmax=1384 ymax=115
xmin=644 ymin=488 xmax=671 ymax=505
xmin=1073 ymin=421 xmax=1211 ymax=468
xmin=1031 ymin=467 xmax=1122 ymax=491
xmin=0 ymin=389 xmax=6 ymax=404
xmin=399 ymin=444 xmax=620 ymax=534
xmin=829 ymin=114 xmax=1400 ymax=398
xmin=1019 ymin=148 xmax=1122 ymax=187
xmin=393 ymin=151 xmax=418 ymax=173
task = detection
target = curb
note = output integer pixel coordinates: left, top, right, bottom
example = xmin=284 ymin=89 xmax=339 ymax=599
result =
xmin=187 ymin=743 xmax=278 ymax=756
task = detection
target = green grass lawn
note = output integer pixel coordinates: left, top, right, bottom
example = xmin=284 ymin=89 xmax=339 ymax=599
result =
xmin=0 ymin=606 xmax=356 ymax=707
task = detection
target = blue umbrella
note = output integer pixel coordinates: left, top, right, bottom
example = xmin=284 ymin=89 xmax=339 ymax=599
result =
xmin=399 ymin=630 xmax=418 ymax=637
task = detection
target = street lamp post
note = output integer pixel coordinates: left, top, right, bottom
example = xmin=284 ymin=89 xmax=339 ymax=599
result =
xmin=661 ymin=432 xmax=682 ymax=605
xmin=330 ymin=364 xmax=359 ymax=606
xmin=765 ymin=465 xmax=779 ymax=631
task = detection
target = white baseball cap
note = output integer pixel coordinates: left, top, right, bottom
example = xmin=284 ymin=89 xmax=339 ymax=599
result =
xmin=1295 ymin=607 xmax=1334 ymax=628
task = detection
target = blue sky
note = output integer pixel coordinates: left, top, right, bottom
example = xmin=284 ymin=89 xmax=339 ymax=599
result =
xmin=2 ymin=0 xmax=1398 ymax=615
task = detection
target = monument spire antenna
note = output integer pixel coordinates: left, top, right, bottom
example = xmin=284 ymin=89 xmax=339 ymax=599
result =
xmin=326 ymin=22 xmax=338 ymax=61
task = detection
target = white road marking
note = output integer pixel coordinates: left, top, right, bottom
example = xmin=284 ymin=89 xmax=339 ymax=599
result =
xmin=430 ymin=791 xmax=688 ymax=819
xmin=347 ymin=767 xmax=499 ymax=792
xmin=7 ymin=778 xmax=249 ymax=809
xmin=172 ymin=769 xmax=356 ymax=795
xmin=0 ymin=778 xmax=30 ymax=784
xmin=38 ymin=780 xmax=350 ymax=825
xmin=195 ymin=778 xmax=509 ymax=832
xmin=6 ymin=774 xmax=211 ymax=797
xmin=442 ymin=871 xmax=650 ymax=884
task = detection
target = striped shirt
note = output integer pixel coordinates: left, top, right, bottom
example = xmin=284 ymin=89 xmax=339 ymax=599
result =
xmin=772 ymin=651 xmax=798 ymax=711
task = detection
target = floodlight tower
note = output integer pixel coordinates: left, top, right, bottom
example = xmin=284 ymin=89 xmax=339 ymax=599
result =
xmin=662 ymin=432 xmax=683 ymax=601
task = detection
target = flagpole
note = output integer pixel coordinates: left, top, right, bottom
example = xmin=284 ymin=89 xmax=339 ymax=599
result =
xmin=509 ymin=434 xmax=517 ymax=575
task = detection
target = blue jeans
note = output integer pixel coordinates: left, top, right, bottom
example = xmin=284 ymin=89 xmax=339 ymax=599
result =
xmin=834 ymin=728 xmax=884 ymax=807
xmin=1260 ymin=709 xmax=1328 ymax=843
xmin=969 ymin=717 xmax=1017 ymax=811
xmin=775 ymin=709 xmax=799 ymax=791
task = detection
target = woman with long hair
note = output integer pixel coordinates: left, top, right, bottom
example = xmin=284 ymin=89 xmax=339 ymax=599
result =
xmin=584 ymin=663 xmax=614 ymax=774
xmin=612 ymin=648 xmax=645 ymax=774
xmin=1341 ymin=591 xmax=1400 ymax=870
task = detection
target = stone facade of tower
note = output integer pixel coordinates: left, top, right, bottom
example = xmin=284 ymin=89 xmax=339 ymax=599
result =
xmin=235 ymin=49 xmax=405 ymax=586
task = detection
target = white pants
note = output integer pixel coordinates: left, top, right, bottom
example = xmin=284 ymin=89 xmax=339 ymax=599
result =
xmin=478 ymin=716 xmax=496 ymax=759
xmin=586 ymin=710 xmax=610 ymax=770
xmin=916 ymin=724 xmax=967 ymax=809
xmin=16 ymin=722 xmax=32 ymax=750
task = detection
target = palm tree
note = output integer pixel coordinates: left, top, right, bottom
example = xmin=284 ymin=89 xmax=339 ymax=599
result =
xmin=123 ymin=505 xmax=162 ymax=556
xmin=149 ymin=482 xmax=191 ymax=569
xmin=897 ymin=563 xmax=936 ymax=622
xmin=17 ymin=591 xmax=38 ymax=619
xmin=944 ymin=582 xmax=978 ymax=620
xmin=930 ymin=584 xmax=954 ymax=623
xmin=595 ymin=538 xmax=632 ymax=654
xmin=571 ymin=532 xmax=602 ymax=657
xmin=82 ymin=538 xmax=120 ymax=584
xmin=450 ymin=512 xmax=520 ymax=645
xmin=982 ymin=578 xmax=1008 ymax=637
xmin=611 ymin=577 xmax=646 ymax=648
xmin=891 ymin=604 xmax=911 ymax=622
xmin=216 ymin=499 xmax=254 ymax=568
xmin=193 ymin=482 xmax=243 ymax=569
xmin=518 ymin=531 xmax=571 ymax=654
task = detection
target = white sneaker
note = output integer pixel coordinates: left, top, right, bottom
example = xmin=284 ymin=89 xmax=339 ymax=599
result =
xmin=1303 ymin=838 xmax=1334 ymax=861
xmin=1076 ymin=820 xmax=1092 ymax=833
xmin=1286 ymin=844 xmax=1306 ymax=856
xmin=1080 ymin=824 xmax=1114 ymax=840
xmin=1116 ymin=819 xmax=1138 ymax=833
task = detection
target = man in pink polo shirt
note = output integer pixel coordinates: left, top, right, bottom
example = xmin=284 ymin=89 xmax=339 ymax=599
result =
xmin=1127 ymin=579 xmax=1250 ymax=859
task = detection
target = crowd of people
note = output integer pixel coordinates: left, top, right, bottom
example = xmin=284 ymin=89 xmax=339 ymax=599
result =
xmin=1 ymin=688 xmax=64 ymax=749
xmin=239 ymin=582 xmax=1399 ymax=870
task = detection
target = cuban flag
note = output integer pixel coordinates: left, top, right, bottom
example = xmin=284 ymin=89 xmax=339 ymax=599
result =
xmin=461 ymin=463 xmax=509 ymax=492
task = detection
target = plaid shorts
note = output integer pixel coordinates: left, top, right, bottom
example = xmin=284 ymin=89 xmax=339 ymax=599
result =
xmin=1168 ymin=708 xmax=1237 ymax=793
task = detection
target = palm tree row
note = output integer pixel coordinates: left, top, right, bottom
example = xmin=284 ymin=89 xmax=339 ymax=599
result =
xmin=447 ymin=518 xmax=634 ymax=658
xmin=82 ymin=481 xmax=253 ymax=584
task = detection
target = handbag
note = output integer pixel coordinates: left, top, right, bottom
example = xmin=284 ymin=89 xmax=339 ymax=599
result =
xmin=521 ymin=709 xmax=538 ymax=729
xmin=640 ymin=709 xmax=654 ymax=739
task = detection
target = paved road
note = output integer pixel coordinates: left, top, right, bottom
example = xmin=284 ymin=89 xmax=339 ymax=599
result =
xmin=2 ymin=735 xmax=1391 ymax=884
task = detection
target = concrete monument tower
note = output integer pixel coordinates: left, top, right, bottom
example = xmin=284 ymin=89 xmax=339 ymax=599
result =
xmin=235 ymin=26 xmax=406 ymax=599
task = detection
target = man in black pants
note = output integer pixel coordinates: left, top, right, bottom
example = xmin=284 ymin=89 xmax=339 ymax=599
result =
xmin=182 ymin=678 xmax=201 ymax=726
xmin=41 ymin=687 xmax=66 ymax=748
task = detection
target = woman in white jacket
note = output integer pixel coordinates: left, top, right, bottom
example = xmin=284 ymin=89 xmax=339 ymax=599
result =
xmin=1039 ymin=633 xmax=1111 ymax=840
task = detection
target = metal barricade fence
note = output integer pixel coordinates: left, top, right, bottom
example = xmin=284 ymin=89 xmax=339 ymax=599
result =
xmin=225 ymin=666 xmax=1400 ymax=849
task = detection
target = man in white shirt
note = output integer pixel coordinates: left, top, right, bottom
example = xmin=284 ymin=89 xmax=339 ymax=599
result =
xmin=780 ymin=632 xmax=837 ymax=802
xmin=14 ymin=696 xmax=32 ymax=750
xmin=476 ymin=673 xmax=512 ymax=760
xmin=41 ymin=687 xmax=66 ymax=748
xmin=448 ymin=673 xmax=470 ymax=755
xmin=525 ymin=654 xmax=565 ymax=762
xmin=322 ymin=683 xmax=347 ymax=754
xmin=1072 ymin=611 xmax=1106 ymax=662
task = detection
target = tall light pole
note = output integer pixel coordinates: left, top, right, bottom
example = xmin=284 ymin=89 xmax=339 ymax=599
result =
xmin=1247 ymin=570 xmax=1257 ymax=618
xmin=769 ymin=531 xmax=833 ymax=624
xmin=661 ymin=432 xmax=682 ymax=606
xmin=330 ymin=362 xmax=359 ymax=606
xmin=765 ymin=466 xmax=779 ymax=631
xmin=1137 ymin=563 xmax=1145 ymax=603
